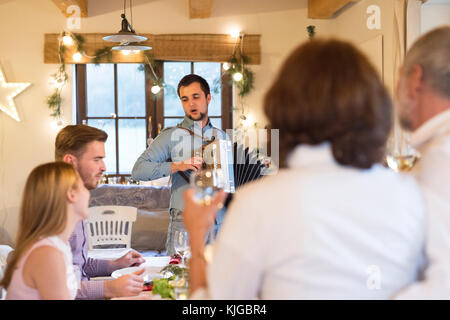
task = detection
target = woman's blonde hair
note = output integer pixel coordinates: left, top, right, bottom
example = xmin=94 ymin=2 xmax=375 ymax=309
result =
xmin=0 ymin=162 xmax=80 ymax=289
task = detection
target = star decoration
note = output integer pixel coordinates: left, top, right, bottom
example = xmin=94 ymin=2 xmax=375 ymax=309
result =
xmin=0 ymin=66 xmax=31 ymax=122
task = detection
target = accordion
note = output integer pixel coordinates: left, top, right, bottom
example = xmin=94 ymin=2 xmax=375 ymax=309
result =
xmin=202 ymin=139 xmax=236 ymax=193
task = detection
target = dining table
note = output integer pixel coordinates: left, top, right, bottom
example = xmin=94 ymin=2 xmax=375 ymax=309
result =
xmin=95 ymin=255 xmax=185 ymax=300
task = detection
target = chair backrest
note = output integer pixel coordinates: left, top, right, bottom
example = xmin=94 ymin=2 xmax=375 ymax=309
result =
xmin=86 ymin=206 xmax=137 ymax=250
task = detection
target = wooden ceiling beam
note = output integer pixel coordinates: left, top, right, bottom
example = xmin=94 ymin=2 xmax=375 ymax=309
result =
xmin=189 ymin=0 xmax=213 ymax=19
xmin=51 ymin=0 xmax=88 ymax=18
xmin=308 ymin=0 xmax=360 ymax=19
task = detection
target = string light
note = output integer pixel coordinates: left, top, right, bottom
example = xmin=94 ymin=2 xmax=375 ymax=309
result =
xmin=229 ymin=29 xmax=241 ymax=39
xmin=233 ymin=72 xmax=243 ymax=82
xmin=62 ymin=35 xmax=73 ymax=46
xmin=151 ymin=85 xmax=161 ymax=94
xmin=72 ymin=52 xmax=82 ymax=62
xmin=241 ymin=114 xmax=255 ymax=128
xmin=222 ymin=62 xmax=230 ymax=71
xmin=51 ymin=118 xmax=65 ymax=128
xmin=50 ymin=77 xmax=65 ymax=90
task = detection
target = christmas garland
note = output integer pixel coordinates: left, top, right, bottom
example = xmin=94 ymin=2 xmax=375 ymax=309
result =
xmin=46 ymin=31 xmax=163 ymax=120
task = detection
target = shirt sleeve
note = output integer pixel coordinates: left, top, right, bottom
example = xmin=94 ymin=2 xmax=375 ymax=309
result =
xmin=205 ymin=189 xmax=265 ymax=300
xmin=132 ymin=131 xmax=173 ymax=181
xmin=76 ymin=280 xmax=105 ymax=300
xmin=84 ymin=258 xmax=111 ymax=278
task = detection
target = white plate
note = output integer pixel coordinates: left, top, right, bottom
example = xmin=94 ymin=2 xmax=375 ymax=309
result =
xmin=111 ymin=256 xmax=172 ymax=280
xmin=111 ymin=266 xmax=170 ymax=282
xmin=111 ymin=266 xmax=143 ymax=279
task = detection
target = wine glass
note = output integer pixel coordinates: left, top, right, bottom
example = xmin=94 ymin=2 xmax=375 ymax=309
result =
xmin=189 ymin=168 xmax=225 ymax=245
xmin=173 ymin=273 xmax=190 ymax=300
xmin=173 ymin=230 xmax=190 ymax=266
xmin=190 ymin=168 xmax=225 ymax=205
xmin=385 ymin=128 xmax=420 ymax=172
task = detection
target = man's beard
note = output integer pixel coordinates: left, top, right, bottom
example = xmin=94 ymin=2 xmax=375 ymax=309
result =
xmin=188 ymin=111 xmax=207 ymax=122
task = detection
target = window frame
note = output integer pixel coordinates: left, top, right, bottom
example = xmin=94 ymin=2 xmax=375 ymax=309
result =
xmin=75 ymin=61 xmax=233 ymax=177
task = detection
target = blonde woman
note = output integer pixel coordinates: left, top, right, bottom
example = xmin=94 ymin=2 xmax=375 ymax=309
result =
xmin=0 ymin=162 xmax=90 ymax=299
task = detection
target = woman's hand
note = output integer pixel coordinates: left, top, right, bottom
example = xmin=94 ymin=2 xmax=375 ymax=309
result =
xmin=182 ymin=188 xmax=227 ymax=294
xmin=182 ymin=188 xmax=227 ymax=239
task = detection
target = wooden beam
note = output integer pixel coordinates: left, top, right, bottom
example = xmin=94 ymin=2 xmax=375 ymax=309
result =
xmin=51 ymin=0 xmax=88 ymax=18
xmin=44 ymin=33 xmax=261 ymax=65
xmin=189 ymin=0 xmax=213 ymax=19
xmin=308 ymin=0 xmax=359 ymax=19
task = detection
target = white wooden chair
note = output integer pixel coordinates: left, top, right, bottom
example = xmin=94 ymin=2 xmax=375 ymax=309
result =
xmin=86 ymin=206 xmax=137 ymax=260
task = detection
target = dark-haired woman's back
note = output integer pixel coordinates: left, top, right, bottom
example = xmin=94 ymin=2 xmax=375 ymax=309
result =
xmin=208 ymin=143 xmax=424 ymax=299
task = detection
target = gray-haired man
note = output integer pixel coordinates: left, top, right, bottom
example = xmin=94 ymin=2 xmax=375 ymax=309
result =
xmin=394 ymin=26 xmax=450 ymax=299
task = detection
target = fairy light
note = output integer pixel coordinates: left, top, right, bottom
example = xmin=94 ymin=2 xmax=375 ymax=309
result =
xmin=151 ymin=85 xmax=161 ymax=94
xmin=233 ymin=72 xmax=243 ymax=82
xmin=50 ymin=77 xmax=65 ymax=90
xmin=229 ymin=29 xmax=241 ymax=39
xmin=222 ymin=62 xmax=230 ymax=71
xmin=62 ymin=35 xmax=73 ymax=46
xmin=241 ymin=113 xmax=255 ymax=128
xmin=51 ymin=118 xmax=65 ymax=128
xmin=72 ymin=52 xmax=82 ymax=62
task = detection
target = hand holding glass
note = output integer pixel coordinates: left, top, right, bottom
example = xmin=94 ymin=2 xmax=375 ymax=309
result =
xmin=189 ymin=168 xmax=225 ymax=244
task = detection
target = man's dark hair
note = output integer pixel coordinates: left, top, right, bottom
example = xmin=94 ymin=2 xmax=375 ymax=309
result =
xmin=55 ymin=124 xmax=108 ymax=161
xmin=177 ymin=74 xmax=210 ymax=97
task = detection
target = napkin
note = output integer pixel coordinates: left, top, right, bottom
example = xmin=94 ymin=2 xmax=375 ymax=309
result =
xmin=143 ymin=284 xmax=153 ymax=292
xmin=169 ymin=254 xmax=181 ymax=265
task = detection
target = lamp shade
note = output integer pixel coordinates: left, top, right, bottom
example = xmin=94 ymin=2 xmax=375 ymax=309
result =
xmin=104 ymin=32 xmax=147 ymax=43
xmin=112 ymin=43 xmax=152 ymax=51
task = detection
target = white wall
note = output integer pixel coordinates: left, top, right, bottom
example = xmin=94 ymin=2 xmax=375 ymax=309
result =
xmin=0 ymin=0 xmax=330 ymax=245
xmin=325 ymin=0 xmax=397 ymax=95
xmin=421 ymin=0 xmax=450 ymax=34
xmin=0 ymin=0 xmax=71 ymax=245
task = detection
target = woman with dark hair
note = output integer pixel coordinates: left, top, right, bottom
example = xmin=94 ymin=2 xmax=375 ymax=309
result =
xmin=183 ymin=39 xmax=425 ymax=299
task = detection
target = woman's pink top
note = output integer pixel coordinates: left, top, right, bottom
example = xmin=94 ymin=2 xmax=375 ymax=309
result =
xmin=6 ymin=236 xmax=78 ymax=300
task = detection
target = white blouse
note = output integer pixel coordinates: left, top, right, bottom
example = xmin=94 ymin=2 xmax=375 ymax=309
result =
xmin=201 ymin=143 xmax=425 ymax=299
xmin=395 ymin=109 xmax=450 ymax=299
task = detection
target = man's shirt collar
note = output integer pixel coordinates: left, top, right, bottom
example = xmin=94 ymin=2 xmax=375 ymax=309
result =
xmin=179 ymin=115 xmax=213 ymax=131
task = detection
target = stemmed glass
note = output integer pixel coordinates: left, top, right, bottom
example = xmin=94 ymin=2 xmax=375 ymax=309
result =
xmin=385 ymin=131 xmax=420 ymax=172
xmin=173 ymin=230 xmax=190 ymax=266
xmin=189 ymin=168 xmax=225 ymax=245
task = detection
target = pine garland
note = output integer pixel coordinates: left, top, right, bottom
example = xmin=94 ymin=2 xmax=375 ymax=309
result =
xmin=224 ymin=50 xmax=254 ymax=98
xmin=46 ymin=31 xmax=260 ymax=120
xmin=307 ymin=25 xmax=316 ymax=39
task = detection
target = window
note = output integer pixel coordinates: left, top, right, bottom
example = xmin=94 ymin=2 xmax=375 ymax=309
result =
xmin=75 ymin=61 xmax=232 ymax=176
